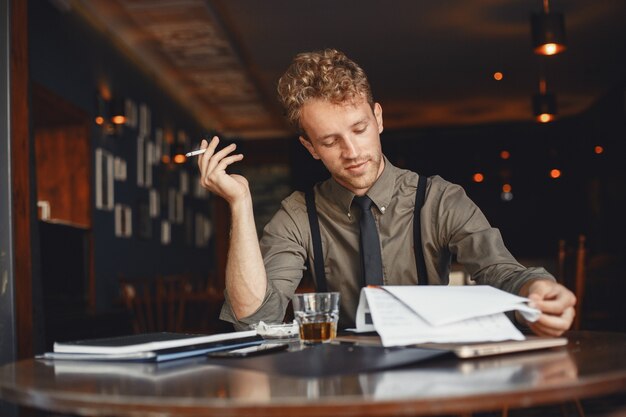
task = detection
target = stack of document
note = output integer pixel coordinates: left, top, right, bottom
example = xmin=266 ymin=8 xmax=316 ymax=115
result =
xmin=39 ymin=330 xmax=262 ymax=362
xmin=355 ymin=286 xmax=540 ymax=347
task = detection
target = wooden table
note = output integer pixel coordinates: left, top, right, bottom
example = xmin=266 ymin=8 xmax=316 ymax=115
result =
xmin=1 ymin=331 xmax=625 ymax=417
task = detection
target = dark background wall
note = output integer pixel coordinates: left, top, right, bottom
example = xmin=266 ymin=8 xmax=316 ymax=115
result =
xmin=29 ymin=0 xmax=214 ymax=313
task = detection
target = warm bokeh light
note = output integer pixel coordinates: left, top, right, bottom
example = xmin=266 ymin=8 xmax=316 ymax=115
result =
xmin=594 ymin=145 xmax=604 ymax=154
xmin=473 ymin=173 xmax=484 ymax=183
xmin=537 ymin=113 xmax=554 ymax=123
xmin=502 ymin=183 xmax=512 ymax=193
xmin=111 ymin=115 xmax=127 ymax=125
xmin=161 ymin=155 xmax=171 ymax=164
xmin=500 ymin=150 xmax=510 ymax=160
xmin=550 ymin=169 xmax=562 ymax=179
xmin=95 ymin=116 xmax=104 ymax=125
xmin=493 ymin=72 xmax=503 ymax=81
xmin=535 ymin=43 xmax=566 ymax=56
xmin=173 ymin=154 xmax=187 ymax=164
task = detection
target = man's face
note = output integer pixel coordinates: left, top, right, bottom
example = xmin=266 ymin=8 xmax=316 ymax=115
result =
xmin=299 ymin=98 xmax=385 ymax=196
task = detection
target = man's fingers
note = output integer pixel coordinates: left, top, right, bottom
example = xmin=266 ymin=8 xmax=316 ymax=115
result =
xmin=213 ymin=153 xmax=244 ymax=174
xmin=528 ymin=322 xmax=563 ymax=337
xmin=533 ymin=298 xmax=571 ymax=315
xmin=201 ymin=153 xmax=244 ymax=190
xmin=196 ymin=138 xmax=209 ymax=170
xmin=532 ymin=291 xmax=576 ymax=315
xmin=198 ymin=136 xmax=220 ymax=173
xmin=205 ymin=143 xmax=238 ymax=175
xmin=530 ymin=306 xmax=575 ymax=337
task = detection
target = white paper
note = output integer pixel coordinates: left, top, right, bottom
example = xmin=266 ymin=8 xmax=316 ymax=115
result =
xmin=383 ymin=285 xmax=540 ymax=326
xmin=357 ymin=287 xmax=535 ymax=346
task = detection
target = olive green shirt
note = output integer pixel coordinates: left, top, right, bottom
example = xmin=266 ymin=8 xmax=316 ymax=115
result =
xmin=221 ymin=157 xmax=554 ymax=329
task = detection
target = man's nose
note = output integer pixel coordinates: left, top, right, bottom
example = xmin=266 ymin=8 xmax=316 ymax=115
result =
xmin=341 ymin=136 xmax=359 ymax=159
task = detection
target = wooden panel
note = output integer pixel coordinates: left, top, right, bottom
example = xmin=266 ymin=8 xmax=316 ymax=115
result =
xmin=10 ymin=0 xmax=33 ymax=360
xmin=34 ymin=125 xmax=91 ymax=227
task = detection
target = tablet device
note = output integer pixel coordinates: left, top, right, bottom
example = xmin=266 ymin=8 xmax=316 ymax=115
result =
xmin=334 ymin=335 xmax=568 ymax=358
xmin=415 ymin=336 xmax=568 ymax=358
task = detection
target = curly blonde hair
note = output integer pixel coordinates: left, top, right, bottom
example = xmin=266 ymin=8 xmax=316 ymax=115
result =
xmin=277 ymin=49 xmax=374 ymax=136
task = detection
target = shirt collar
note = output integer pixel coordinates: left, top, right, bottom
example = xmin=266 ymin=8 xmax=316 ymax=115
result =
xmin=327 ymin=155 xmax=398 ymax=215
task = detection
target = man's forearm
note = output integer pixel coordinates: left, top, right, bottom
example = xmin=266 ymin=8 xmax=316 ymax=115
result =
xmin=225 ymin=196 xmax=267 ymax=320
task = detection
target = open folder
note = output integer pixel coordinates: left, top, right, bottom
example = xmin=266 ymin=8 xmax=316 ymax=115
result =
xmin=355 ymin=286 xmax=542 ymax=347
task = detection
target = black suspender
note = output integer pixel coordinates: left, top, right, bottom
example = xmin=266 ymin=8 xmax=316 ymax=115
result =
xmin=414 ymin=175 xmax=428 ymax=285
xmin=304 ymin=176 xmax=429 ymax=291
xmin=305 ymin=188 xmax=328 ymax=292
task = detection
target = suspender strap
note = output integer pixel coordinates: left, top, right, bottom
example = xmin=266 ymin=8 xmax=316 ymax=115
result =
xmin=414 ymin=175 xmax=429 ymax=285
xmin=305 ymin=189 xmax=328 ymax=292
xmin=305 ymin=175 xmax=428 ymax=290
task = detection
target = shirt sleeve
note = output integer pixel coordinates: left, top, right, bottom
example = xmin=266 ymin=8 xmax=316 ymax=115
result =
xmin=430 ymin=177 xmax=555 ymax=296
xmin=220 ymin=193 xmax=308 ymax=330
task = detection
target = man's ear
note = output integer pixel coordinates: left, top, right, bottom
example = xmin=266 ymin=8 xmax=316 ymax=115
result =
xmin=299 ymin=136 xmax=321 ymax=160
xmin=374 ymin=102 xmax=384 ymax=134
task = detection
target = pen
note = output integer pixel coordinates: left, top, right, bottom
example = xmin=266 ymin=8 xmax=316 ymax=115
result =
xmin=185 ymin=148 xmax=207 ymax=157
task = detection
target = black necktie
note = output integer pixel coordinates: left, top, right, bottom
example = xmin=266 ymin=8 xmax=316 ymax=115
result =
xmin=353 ymin=195 xmax=384 ymax=286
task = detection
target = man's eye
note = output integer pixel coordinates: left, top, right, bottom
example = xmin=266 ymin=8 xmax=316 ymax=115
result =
xmin=322 ymin=140 xmax=337 ymax=147
xmin=355 ymin=126 xmax=367 ymax=134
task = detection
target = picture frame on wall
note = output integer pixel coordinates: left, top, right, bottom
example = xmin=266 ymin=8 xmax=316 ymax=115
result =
xmin=114 ymin=157 xmax=127 ymax=181
xmin=145 ymin=141 xmax=155 ymax=187
xmin=137 ymin=134 xmax=145 ymax=187
xmin=161 ymin=220 xmax=171 ymax=245
xmin=180 ymin=170 xmax=189 ymax=195
xmin=168 ymin=188 xmax=183 ymax=223
xmin=137 ymin=199 xmax=152 ymax=239
xmin=95 ymin=148 xmax=114 ymax=211
xmin=114 ymin=204 xmax=132 ymax=238
xmin=125 ymin=98 xmax=138 ymax=129
xmin=139 ymin=103 xmax=151 ymax=136
xmin=149 ymin=188 xmax=160 ymax=218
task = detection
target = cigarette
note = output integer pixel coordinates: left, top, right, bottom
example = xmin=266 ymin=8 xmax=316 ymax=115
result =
xmin=185 ymin=148 xmax=207 ymax=157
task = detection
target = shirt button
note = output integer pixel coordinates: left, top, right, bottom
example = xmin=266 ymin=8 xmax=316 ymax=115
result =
xmin=380 ymin=206 xmax=386 ymax=213
xmin=347 ymin=212 xmax=351 ymax=218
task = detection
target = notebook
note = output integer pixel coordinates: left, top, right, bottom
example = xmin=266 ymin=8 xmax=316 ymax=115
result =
xmin=334 ymin=334 xmax=568 ymax=358
xmin=40 ymin=331 xmax=263 ymax=362
xmin=53 ymin=331 xmax=257 ymax=354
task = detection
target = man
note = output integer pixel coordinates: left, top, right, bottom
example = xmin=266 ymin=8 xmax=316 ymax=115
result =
xmin=198 ymin=48 xmax=576 ymax=336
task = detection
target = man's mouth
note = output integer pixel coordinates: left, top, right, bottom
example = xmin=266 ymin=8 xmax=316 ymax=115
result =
xmin=345 ymin=160 xmax=369 ymax=174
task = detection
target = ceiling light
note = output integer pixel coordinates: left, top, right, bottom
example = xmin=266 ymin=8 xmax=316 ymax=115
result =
xmin=532 ymin=78 xmax=557 ymax=123
xmin=531 ymin=0 xmax=567 ymax=56
xmin=110 ymin=98 xmax=127 ymax=125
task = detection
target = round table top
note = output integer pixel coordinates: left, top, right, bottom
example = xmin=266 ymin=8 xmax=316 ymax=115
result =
xmin=1 ymin=331 xmax=626 ymax=417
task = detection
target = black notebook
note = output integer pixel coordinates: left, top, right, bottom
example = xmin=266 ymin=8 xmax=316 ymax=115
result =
xmin=54 ymin=330 xmax=257 ymax=354
xmin=42 ymin=331 xmax=263 ymax=362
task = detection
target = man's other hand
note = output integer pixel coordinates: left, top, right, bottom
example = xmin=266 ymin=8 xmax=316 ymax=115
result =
xmin=522 ymin=279 xmax=577 ymax=337
xmin=198 ymin=136 xmax=249 ymax=205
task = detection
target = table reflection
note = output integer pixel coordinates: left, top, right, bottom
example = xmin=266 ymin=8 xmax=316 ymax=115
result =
xmin=42 ymin=347 xmax=577 ymax=402
xmin=360 ymin=350 xmax=577 ymax=399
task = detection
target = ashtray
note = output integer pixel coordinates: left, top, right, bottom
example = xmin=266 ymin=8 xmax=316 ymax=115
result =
xmin=252 ymin=321 xmax=299 ymax=339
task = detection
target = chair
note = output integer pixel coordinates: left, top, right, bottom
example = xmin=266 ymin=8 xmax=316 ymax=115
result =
xmin=557 ymin=234 xmax=586 ymax=330
xmin=119 ymin=275 xmax=191 ymax=333
xmin=174 ymin=271 xmax=229 ymax=333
